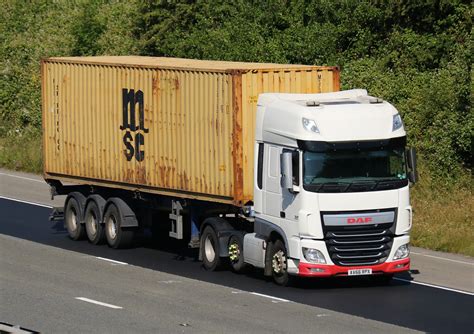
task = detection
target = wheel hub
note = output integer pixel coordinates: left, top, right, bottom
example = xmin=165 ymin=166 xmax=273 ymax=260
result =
xmin=272 ymin=250 xmax=287 ymax=274
xmin=107 ymin=216 xmax=117 ymax=240
xmin=88 ymin=213 xmax=97 ymax=235
xmin=68 ymin=208 xmax=77 ymax=231
xmin=204 ymin=236 xmax=216 ymax=262
xmin=229 ymin=242 xmax=240 ymax=263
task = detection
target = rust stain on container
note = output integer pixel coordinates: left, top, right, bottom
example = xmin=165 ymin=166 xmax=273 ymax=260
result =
xmin=42 ymin=57 xmax=339 ymax=205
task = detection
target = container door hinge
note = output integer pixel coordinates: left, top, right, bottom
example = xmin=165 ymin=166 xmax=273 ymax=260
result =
xmin=169 ymin=200 xmax=183 ymax=239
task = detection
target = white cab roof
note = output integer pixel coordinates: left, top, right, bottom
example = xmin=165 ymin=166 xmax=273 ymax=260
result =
xmin=256 ymin=89 xmax=406 ymax=145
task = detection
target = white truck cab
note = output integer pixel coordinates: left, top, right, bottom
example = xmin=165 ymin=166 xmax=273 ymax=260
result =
xmin=243 ymin=89 xmax=417 ymax=285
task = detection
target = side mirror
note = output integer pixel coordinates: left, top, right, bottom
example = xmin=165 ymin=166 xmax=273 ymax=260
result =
xmin=406 ymin=148 xmax=418 ymax=184
xmin=280 ymin=152 xmax=293 ymax=190
xmin=408 ymin=171 xmax=417 ymax=184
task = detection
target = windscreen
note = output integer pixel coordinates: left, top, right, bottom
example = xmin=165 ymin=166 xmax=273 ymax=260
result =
xmin=302 ymin=147 xmax=407 ymax=192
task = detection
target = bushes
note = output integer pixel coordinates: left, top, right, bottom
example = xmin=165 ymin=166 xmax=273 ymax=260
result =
xmin=0 ymin=0 xmax=472 ymax=254
xmin=0 ymin=1 xmax=75 ymax=135
xmin=136 ymin=0 xmax=472 ymax=179
xmin=342 ymin=55 xmax=472 ymax=178
xmin=0 ymin=0 xmax=139 ymax=136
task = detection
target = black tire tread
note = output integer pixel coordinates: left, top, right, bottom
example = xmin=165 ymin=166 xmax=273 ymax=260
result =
xmin=201 ymin=225 xmax=222 ymax=271
xmin=64 ymin=194 xmax=86 ymax=241
xmin=104 ymin=204 xmax=135 ymax=249
xmin=228 ymin=235 xmax=248 ymax=273
xmin=271 ymin=239 xmax=290 ymax=286
xmin=84 ymin=200 xmax=105 ymax=245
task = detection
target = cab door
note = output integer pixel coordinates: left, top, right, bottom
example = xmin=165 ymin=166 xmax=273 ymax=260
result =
xmin=263 ymin=145 xmax=282 ymax=218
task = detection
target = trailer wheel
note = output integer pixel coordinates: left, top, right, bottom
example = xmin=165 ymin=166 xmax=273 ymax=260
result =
xmin=104 ymin=204 xmax=134 ymax=249
xmin=84 ymin=200 xmax=105 ymax=245
xmin=228 ymin=235 xmax=248 ymax=273
xmin=64 ymin=195 xmax=86 ymax=240
xmin=270 ymin=239 xmax=290 ymax=286
xmin=201 ymin=226 xmax=222 ymax=271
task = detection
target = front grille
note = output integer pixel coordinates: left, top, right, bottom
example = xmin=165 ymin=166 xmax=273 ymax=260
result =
xmin=325 ymin=226 xmax=393 ymax=266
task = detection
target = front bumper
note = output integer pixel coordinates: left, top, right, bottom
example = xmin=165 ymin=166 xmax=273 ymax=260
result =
xmin=288 ymin=234 xmax=411 ymax=277
xmin=297 ymin=258 xmax=410 ymax=277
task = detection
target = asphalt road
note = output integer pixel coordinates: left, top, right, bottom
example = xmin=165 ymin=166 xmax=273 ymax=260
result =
xmin=1 ymin=170 xmax=473 ymax=333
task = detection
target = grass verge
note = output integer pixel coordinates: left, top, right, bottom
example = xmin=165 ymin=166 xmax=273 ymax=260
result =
xmin=0 ymin=134 xmax=473 ymax=257
xmin=411 ymin=168 xmax=473 ymax=257
xmin=0 ymin=133 xmax=43 ymax=173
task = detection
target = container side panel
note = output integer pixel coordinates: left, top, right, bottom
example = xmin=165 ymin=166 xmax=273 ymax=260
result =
xmin=43 ymin=60 xmax=337 ymax=204
xmin=240 ymin=68 xmax=340 ymax=201
xmin=44 ymin=62 xmax=234 ymax=200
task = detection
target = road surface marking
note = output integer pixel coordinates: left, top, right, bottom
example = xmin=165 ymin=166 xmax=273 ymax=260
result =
xmin=0 ymin=196 xmax=52 ymax=208
xmin=0 ymin=172 xmax=45 ymax=183
xmin=250 ymin=292 xmax=290 ymax=303
xmin=411 ymin=251 xmax=474 ymax=266
xmin=393 ymin=278 xmax=474 ymax=296
xmin=158 ymin=280 xmax=182 ymax=284
xmin=96 ymin=257 xmax=128 ymax=265
xmin=75 ymin=297 xmax=123 ymax=309
xmin=3 ymin=193 xmax=473 ymax=297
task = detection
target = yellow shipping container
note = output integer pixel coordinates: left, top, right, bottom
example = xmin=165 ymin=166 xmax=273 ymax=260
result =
xmin=42 ymin=57 xmax=339 ymax=205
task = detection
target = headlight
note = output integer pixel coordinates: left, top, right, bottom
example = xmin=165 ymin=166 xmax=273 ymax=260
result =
xmin=302 ymin=247 xmax=326 ymax=264
xmin=302 ymin=118 xmax=320 ymax=134
xmin=393 ymin=244 xmax=410 ymax=260
xmin=392 ymin=114 xmax=403 ymax=131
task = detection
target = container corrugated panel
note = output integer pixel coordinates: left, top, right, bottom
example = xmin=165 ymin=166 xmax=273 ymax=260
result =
xmin=42 ymin=57 xmax=339 ymax=205
xmin=239 ymin=68 xmax=340 ymax=201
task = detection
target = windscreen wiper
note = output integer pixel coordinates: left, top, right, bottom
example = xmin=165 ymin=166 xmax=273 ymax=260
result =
xmin=319 ymin=182 xmax=351 ymax=192
xmin=346 ymin=181 xmax=377 ymax=192
xmin=307 ymin=179 xmax=405 ymax=192
xmin=373 ymin=179 xmax=405 ymax=190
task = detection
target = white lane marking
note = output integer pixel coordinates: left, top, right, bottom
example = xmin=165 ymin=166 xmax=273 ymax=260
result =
xmin=0 ymin=172 xmax=45 ymax=183
xmin=250 ymin=292 xmax=290 ymax=303
xmin=393 ymin=278 xmax=474 ymax=296
xmin=75 ymin=297 xmax=123 ymax=309
xmin=3 ymin=189 xmax=473 ymax=297
xmin=157 ymin=280 xmax=182 ymax=284
xmin=96 ymin=257 xmax=128 ymax=265
xmin=0 ymin=195 xmax=53 ymax=208
xmin=411 ymin=251 xmax=474 ymax=266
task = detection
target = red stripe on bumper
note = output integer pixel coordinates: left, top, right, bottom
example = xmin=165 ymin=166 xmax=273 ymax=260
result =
xmin=298 ymin=258 xmax=410 ymax=277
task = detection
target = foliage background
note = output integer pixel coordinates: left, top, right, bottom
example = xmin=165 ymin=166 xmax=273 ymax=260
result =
xmin=0 ymin=0 xmax=472 ymax=255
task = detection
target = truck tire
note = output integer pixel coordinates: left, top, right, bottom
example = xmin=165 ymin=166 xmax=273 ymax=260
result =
xmin=228 ymin=234 xmax=248 ymax=273
xmin=201 ymin=226 xmax=222 ymax=271
xmin=84 ymin=200 xmax=105 ymax=245
xmin=64 ymin=194 xmax=86 ymax=241
xmin=270 ymin=239 xmax=290 ymax=286
xmin=104 ymin=203 xmax=134 ymax=249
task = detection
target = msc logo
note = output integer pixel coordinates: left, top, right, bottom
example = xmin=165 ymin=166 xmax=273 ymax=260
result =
xmin=347 ymin=217 xmax=373 ymax=224
xmin=120 ymin=88 xmax=149 ymax=162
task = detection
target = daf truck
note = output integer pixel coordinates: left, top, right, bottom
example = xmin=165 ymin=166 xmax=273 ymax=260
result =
xmin=42 ymin=57 xmax=417 ymax=285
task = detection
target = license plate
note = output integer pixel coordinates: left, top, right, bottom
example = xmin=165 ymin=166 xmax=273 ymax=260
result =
xmin=348 ymin=268 xmax=372 ymax=276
